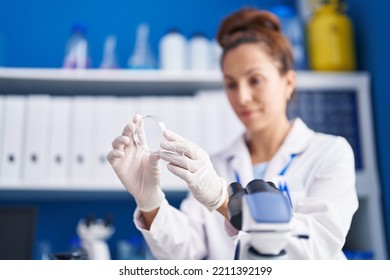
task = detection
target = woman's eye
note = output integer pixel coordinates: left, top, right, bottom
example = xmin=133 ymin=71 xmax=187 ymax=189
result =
xmin=250 ymin=77 xmax=261 ymax=86
xmin=225 ymin=82 xmax=237 ymax=90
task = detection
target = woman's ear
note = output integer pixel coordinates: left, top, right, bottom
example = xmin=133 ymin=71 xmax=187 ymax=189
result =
xmin=285 ymin=70 xmax=296 ymax=101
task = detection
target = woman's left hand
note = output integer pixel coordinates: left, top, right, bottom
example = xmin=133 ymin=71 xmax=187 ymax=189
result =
xmin=159 ymin=130 xmax=227 ymax=212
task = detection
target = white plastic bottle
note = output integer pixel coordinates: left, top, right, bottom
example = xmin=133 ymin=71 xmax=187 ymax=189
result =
xmin=270 ymin=5 xmax=307 ymax=70
xmin=100 ymin=35 xmax=119 ymax=69
xmin=188 ymin=32 xmax=209 ymax=71
xmin=159 ymin=29 xmax=187 ymax=71
xmin=63 ymin=23 xmax=90 ymax=69
xmin=296 ymin=0 xmax=316 ymax=23
xmin=209 ymin=39 xmax=222 ymax=70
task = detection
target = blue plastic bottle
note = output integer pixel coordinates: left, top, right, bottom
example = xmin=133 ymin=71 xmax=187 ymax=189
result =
xmin=63 ymin=23 xmax=90 ymax=69
xmin=270 ymin=5 xmax=307 ymax=70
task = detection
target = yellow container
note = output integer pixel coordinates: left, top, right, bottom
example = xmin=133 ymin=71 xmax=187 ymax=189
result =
xmin=307 ymin=0 xmax=356 ymax=71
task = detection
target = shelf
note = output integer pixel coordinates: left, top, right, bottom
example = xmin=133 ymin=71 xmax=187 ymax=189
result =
xmin=0 ymin=68 xmax=224 ymax=96
xmin=0 ymin=67 xmax=369 ymax=96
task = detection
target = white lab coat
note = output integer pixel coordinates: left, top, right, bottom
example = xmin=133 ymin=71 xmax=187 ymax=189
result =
xmin=134 ymin=118 xmax=358 ymax=259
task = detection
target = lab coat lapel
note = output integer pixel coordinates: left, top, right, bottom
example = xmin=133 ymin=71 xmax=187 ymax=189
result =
xmin=264 ymin=118 xmax=315 ymax=180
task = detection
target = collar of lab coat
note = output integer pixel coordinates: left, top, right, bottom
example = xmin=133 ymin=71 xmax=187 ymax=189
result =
xmin=223 ymin=118 xmax=315 ymax=186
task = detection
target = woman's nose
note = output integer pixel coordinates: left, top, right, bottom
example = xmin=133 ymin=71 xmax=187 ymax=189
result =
xmin=237 ymin=85 xmax=253 ymax=105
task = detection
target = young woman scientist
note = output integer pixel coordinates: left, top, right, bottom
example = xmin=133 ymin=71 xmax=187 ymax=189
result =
xmin=107 ymin=7 xmax=358 ymax=259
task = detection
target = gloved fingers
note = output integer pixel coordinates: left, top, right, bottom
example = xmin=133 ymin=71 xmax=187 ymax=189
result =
xmin=106 ymin=149 xmax=125 ymax=165
xmin=122 ymin=121 xmax=134 ymax=137
xmin=133 ymin=114 xmax=147 ymax=147
xmin=122 ymin=122 xmax=139 ymax=149
xmin=148 ymin=151 xmax=161 ymax=168
xmin=160 ymin=139 xmax=199 ymax=160
xmin=166 ymin=163 xmax=192 ymax=182
xmin=163 ymin=129 xmax=189 ymax=142
xmin=160 ymin=150 xmax=195 ymax=172
xmin=162 ymin=129 xmax=202 ymax=159
xmin=112 ymin=135 xmax=130 ymax=150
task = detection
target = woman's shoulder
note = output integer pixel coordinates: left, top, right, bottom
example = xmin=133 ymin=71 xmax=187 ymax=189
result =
xmin=312 ymin=129 xmax=351 ymax=148
xmin=309 ymin=130 xmax=354 ymax=160
xmin=292 ymin=118 xmax=352 ymax=153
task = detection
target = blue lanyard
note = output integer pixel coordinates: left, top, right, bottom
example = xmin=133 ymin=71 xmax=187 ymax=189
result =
xmin=279 ymin=153 xmax=300 ymax=176
xmin=278 ymin=153 xmax=301 ymax=208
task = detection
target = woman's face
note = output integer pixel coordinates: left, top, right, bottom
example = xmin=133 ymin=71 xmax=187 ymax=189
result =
xmin=222 ymin=43 xmax=295 ymax=133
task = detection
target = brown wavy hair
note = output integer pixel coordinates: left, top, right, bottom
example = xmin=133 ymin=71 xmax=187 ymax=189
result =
xmin=216 ymin=7 xmax=294 ymax=75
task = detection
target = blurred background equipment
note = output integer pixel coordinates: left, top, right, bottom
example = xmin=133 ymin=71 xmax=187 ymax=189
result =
xmin=209 ymin=39 xmax=222 ymax=70
xmin=100 ymin=35 xmax=119 ymax=69
xmin=62 ymin=23 xmax=90 ymax=69
xmin=159 ymin=28 xmax=187 ymax=71
xmin=117 ymin=236 xmax=148 ymax=260
xmin=270 ymin=4 xmax=307 ymax=70
xmin=296 ymin=0 xmax=317 ymax=23
xmin=188 ymin=32 xmax=210 ymax=71
xmin=0 ymin=207 xmax=37 ymax=260
xmin=307 ymin=0 xmax=356 ymax=71
xmin=128 ymin=23 xmax=156 ymax=69
xmin=76 ymin=214 xmax=115 ymax=260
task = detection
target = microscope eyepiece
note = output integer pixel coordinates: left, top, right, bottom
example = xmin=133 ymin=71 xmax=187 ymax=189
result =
xmin=228 ymin=182 xmax=243 ymax=197
xmin=246 ymin=179 xmax=280 ymax=194
xmin=227 ymin=182 xmax=245 ymax=230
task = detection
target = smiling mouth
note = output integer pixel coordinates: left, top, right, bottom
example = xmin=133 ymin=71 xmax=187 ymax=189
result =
xmin=240 ymin=110 xmax=257 ymax=118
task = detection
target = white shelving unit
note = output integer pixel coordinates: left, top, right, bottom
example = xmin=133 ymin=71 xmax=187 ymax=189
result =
xmin=0 ymin=68 xmax=224 ymax=96
xmin=0 ymin=68 xmax=387 ymax=259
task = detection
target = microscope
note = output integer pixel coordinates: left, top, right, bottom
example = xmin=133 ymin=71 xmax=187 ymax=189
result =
xmin=48 ymin=215 xmax=114 ymax=260
xmin=228 ymin=179 xmax=293 ymax=260
xmin=76 ymin=214 xmax=115 ymax=260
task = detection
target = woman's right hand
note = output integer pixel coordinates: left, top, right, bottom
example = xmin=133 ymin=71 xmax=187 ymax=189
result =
xmin=159 ymin=130 xmax=227 ymax=213
xmin=106 ymin=115 xmax=165 ymax=212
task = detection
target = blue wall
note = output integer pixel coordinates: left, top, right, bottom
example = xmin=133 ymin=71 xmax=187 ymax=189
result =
xmin=346 ymin=0 xmax=390 ymax=257
xmin=0 ymin=0 xmax=389 ymax=258
xmin=0 ymin=0 xmax=289 ymax=68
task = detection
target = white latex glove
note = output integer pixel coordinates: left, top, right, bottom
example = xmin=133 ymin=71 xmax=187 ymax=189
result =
xmin=159 ymin=130 xmax=227 ymax=212
xmin=106 ymin=115 xmax=165 ymax=212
